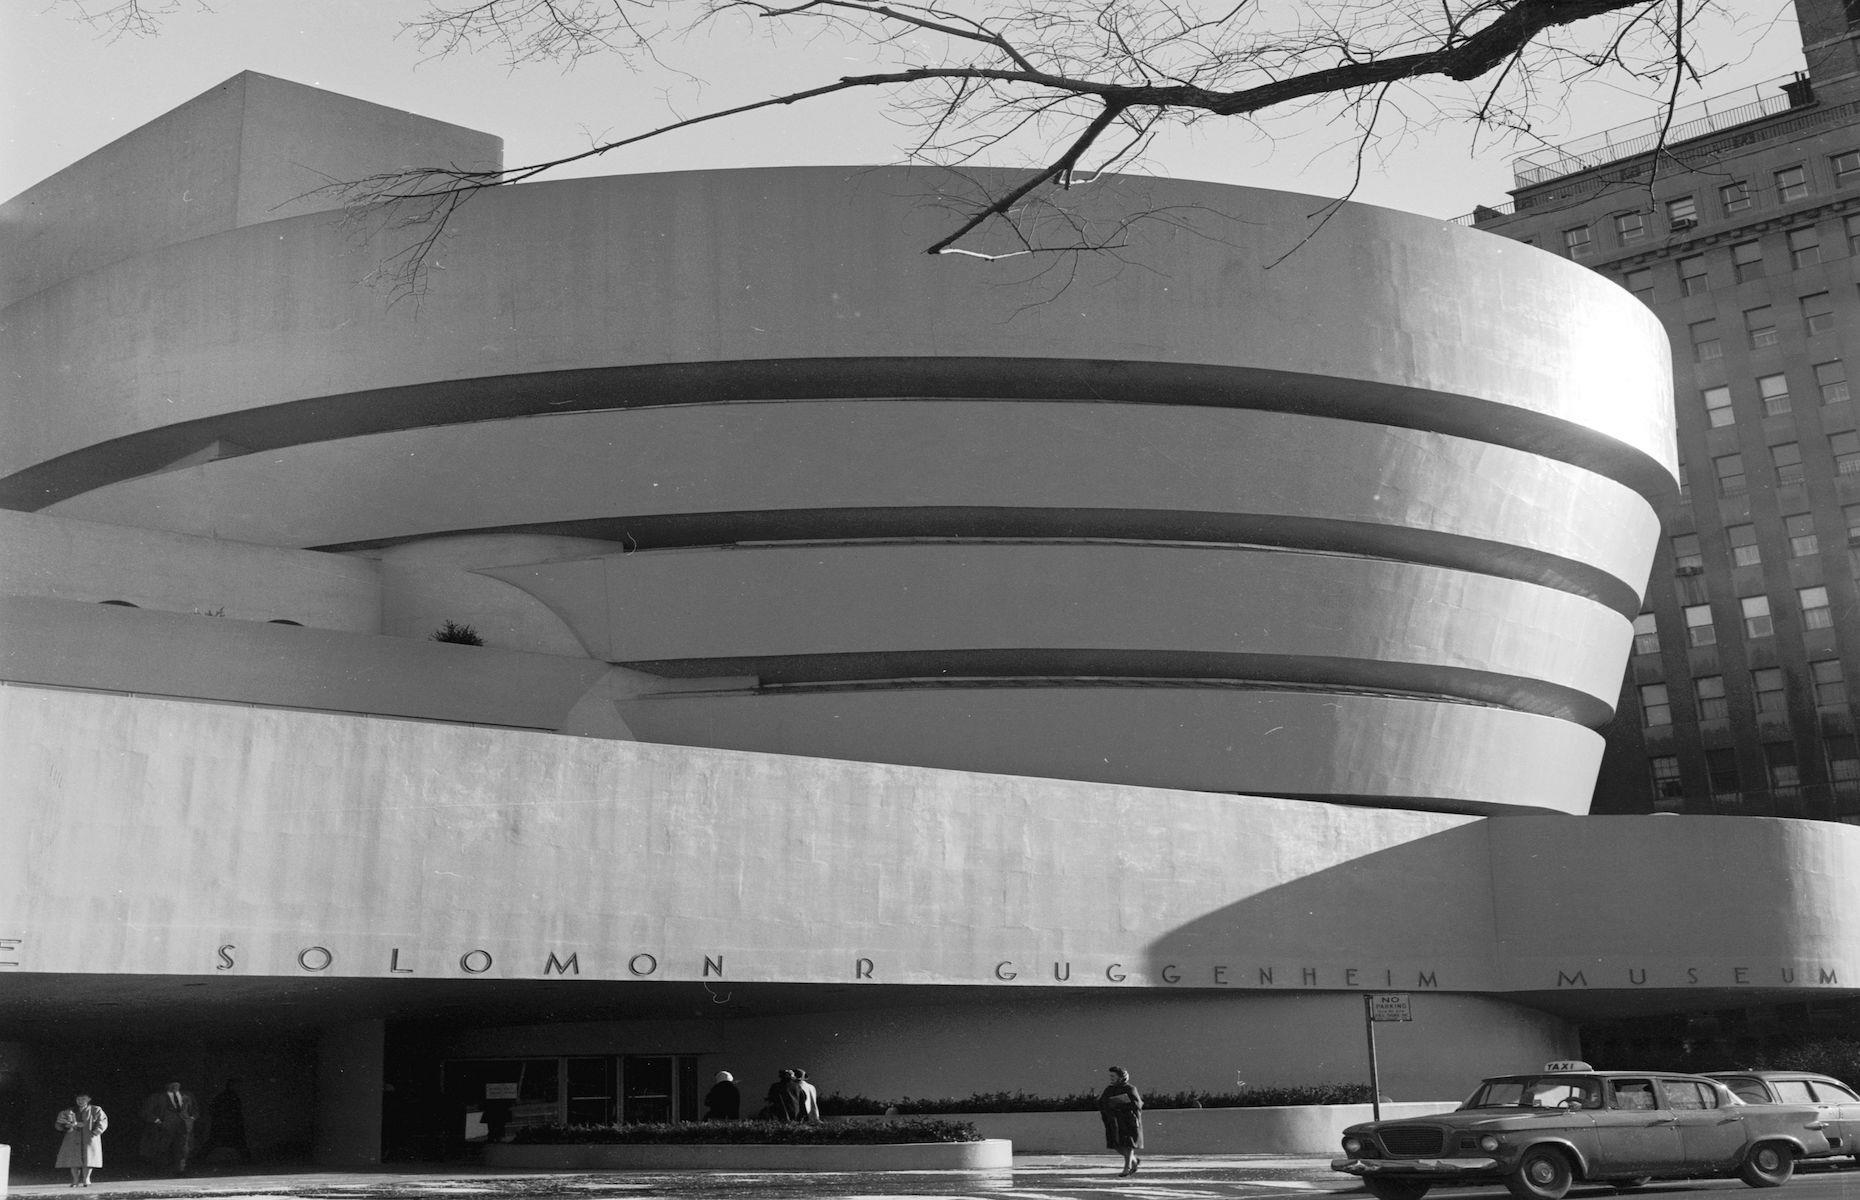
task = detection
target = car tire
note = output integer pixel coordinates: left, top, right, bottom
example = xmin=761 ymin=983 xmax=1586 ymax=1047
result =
xmin=1365 ymin=1179 xmax=1431 ymax=1200
xmin=1738 ymin=1143 xmax=1794 ymax=1188
xmin=1505 ymin=1146 xmax=1575 ymax=1200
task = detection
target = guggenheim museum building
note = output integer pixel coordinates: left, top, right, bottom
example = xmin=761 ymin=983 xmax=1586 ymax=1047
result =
xmin=3 ymin=71 xmax=1858 ymax=1165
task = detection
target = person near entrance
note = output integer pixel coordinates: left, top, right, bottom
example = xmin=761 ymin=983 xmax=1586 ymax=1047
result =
xmin=197 ymin=1078 xmax=253 ymax=1163
xmin=139 ymin=1081 xmax=199 ymax=1175
xmin=764 ymin=1069 xmax=804 ymax=1120
xmin=54 ymin=1092 xmax=107 ymax=1187
xmin=704 ymin=1072 xmax=741 ymax=1120
xmin=793 ymin=1068 xmax=822 ymax=1122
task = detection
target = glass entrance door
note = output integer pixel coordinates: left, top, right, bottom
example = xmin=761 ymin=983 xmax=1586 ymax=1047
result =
xmin=566 ymin=1056 xmax=616 ymax=1126
xmin=622 ymin=1055 xmax=675 ymax=1124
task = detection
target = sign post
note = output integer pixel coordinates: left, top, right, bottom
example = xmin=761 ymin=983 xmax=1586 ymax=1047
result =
xmin=1363 ymin=993 xmax=1412 ymax=1120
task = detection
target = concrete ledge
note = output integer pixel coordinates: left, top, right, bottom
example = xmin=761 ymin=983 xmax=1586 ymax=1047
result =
xmin=483 ymin=1137 xmax=1013 ymax=1172
xmin=844 ymin=1103 xmax=1459 ymax=1154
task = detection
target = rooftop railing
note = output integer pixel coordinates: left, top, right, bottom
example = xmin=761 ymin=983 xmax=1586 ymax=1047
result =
xmin=1509 ymin=73 xmax=1806 ymax=187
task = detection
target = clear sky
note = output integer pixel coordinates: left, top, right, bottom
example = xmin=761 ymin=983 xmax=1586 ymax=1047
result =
xmin=0 ymin=0 xmax=1815 ymax=219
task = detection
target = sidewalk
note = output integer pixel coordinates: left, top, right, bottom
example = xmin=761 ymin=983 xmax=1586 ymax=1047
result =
xmin=4 ymin=1154 xmax=1355 ymax=1198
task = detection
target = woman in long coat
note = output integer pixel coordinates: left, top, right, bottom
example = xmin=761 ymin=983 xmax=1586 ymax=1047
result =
xmin=55 ymin=1093 xmax=107 ymax=1187
xmin=1098 ymin=1065 xmax=1143 ymax=1176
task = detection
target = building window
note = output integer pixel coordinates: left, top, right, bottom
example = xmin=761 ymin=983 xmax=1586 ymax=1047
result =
xmin=1759 ymin=373 xmax=1792 ymax=415
xmin=1743 ymin=594 xmax=1775 ymax=638
xmin=1777 ymin=165 xmax=1810 ymax=203
xmin=1801 ymin=585 xmax=1835 ymax=629
xmin=1746 ymin=305 xmax=1778 ymax=348
xmin=1818 ymin=360 xmax=1851 ymax=403
xmin=1729 ymin=523 xmax=1761 ymax=567
xmin=1773 ymin=441 xmax=1805 ymax=485
xmin=1686 ymin=602 xmax=1717 ymax=646
xmin=1633 ymin=612 xmax=1661 ymax=655
xmin=1697 ymin=674 xmax=1730 ymax=721
xmin=1707 ymin=747 xmax=1743 ymax=805
xmin=1787 ymin=512 xmax=1821 ymax=557
xmin=1722 ymin=181 xmax=1753 ymax=214
xmin=1668 ymin=195 xmax=1699 ymax=225
xmin=1834 ymin=430 xmax=1860 ymax=474
xmin=1754 ymin=668 xmax=1789 ymax=717
xmin=1673 ymin=532 xmax=1703 ymax=570
xmin=1679 ymin=460 xmax=1692 ymax=504
xmin=1829 ymin=736 xmax=1860 ymax=803
xmin=1624 ymin=268 xmax=1654 ymax=302
xmin=1691 ymin=319 xmax=1722 ymax=361
xmin=1836 ymin=150 xmax=1860 ymax=187
xmin=1703 ymin=385 xmax=1735 ymax=427
xmin=1766 ymin=741 xmax=1803 ymax=803
xmin=1813 ymin=659 xmax=1848 ymax=707
xmin=1640 ymin=682 xmax=1673 ymax=726
xmin=1679 ymin=255 xmax=1709 ymax=295
xmin=1650 ymin=755 xmax=1685 ymax=808
xmin=1733 ymin=240 xmax=1765 ymax=282
xmin=1715 ymin=452 xmax=1746 ymax=495
xmin=1615 ymin=212 xmax=1647 ymax=243
xmin=1564 ymin=226 xmax=1592 ymax=257
xmin=1803 ymin=291 xmax=1835 ymax=335
xmin=1789 ymin=226 xmax=1823 ymax=268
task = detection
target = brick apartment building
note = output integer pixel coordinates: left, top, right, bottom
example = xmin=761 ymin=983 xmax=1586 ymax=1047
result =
xmin=1475 ymin=0 xmax=1860 ymax=820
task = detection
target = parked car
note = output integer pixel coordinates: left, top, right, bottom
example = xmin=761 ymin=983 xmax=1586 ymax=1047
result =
xmin=1708 ymin=1071 xmax=1860 ymax=1161
xmin=1332 ymin=1061 xmax=1832 ymax=1200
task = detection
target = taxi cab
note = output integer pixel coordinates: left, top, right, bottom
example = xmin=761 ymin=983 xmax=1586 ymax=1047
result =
xmin=1707 ymin=1071 xmax=1860 ymax=1161
xmin=1332 ymin=1061 xmax=1831 ymax=1200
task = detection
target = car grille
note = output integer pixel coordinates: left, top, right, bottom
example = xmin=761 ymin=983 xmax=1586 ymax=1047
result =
xmin=1377 ymin=1127 xmax=1448 ymax=1156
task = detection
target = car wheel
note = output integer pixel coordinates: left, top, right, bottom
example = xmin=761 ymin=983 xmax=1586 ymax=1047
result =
xmin=1505 ymin=1147 xmax=1575 ymax=1200
xmin=1738 ymin=1143 xmax=1794 ymax=1188
xmin=1365 ymin=1179 xmax=1431 ymax=1200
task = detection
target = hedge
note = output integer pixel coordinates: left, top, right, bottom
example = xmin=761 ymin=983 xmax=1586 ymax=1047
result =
xmin=509 ymin=1118 xmax=982 ymax=1145
xmin=819 ymin=1083 xmax=1374 ymax=1115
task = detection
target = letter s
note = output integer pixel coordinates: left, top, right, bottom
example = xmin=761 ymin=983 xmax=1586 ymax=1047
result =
xmin=216 ymin=944 xmax=237 ymax=971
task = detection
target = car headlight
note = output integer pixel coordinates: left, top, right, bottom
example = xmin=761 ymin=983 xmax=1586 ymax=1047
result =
xmin=1343 ymin=1137 xmax=1365 ymax=1155
xmin=1478 ymin=1135 xmax=1501 ymax=1153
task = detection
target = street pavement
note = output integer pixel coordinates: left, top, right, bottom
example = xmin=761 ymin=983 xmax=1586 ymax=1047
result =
xmin=4 ymin=1154 xmax=1357 ymax=1199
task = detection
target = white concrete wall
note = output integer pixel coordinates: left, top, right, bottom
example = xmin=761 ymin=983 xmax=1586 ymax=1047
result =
xmin=3 ymin=685 xmax=1854 ymax=1002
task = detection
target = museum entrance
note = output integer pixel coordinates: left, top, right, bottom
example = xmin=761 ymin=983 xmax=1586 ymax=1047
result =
xmin=434 ymin=1053 xmax=701 ymax=1145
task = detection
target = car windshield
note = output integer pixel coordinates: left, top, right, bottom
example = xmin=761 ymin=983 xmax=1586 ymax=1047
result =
xmin=1463 ymin=1076 xmax=1601 ymax=1110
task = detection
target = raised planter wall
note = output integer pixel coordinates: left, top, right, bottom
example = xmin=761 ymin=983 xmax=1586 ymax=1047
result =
xmin=485 ymin=1138 xmax=1012 ymax=1172
xmin=851 ymin=1102 xmax=1459 ymax=1155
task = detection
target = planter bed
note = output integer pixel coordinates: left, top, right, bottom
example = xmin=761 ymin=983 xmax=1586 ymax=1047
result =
xmin=485 ymin=1138 xmax=1012 ymax=1172
xmin=845 ymin=1101 xmax=1458 ymax=1154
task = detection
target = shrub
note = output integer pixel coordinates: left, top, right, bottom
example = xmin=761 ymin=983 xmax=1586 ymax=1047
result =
xmin=818 ymin=1083 xmax=1372 ymax=1116
xmin=430 ymin=619 xmax=484 ymax=646
xmin=508 ymin=1118 xmax=980 ymax=1145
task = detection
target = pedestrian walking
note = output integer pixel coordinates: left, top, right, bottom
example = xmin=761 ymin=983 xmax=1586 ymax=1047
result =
xmin=1099 ymin=1065 xmax=1144 ymax=1176
xmin=139 ymin=1081 xmax=199 ymax=1175
xmin=55 ymin=1093 xmax=107 ymax=1187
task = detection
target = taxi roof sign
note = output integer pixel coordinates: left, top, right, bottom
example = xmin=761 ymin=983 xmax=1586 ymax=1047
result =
xmin=1543 ymin=1060 xmax=1594 ymax=1072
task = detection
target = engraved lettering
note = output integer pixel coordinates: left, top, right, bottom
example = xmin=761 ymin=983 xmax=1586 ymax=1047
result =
xmin=1416 ymin=971 xmax=1437 ymax=988
xmin=1052 ymin=961 xmax=1071 ymax=982
xmin=1734 ymin=967 xmax=1750 ymax=984
xmin=543 ymin=952 xmax=580 ymax=976
xmin=1687 ymin=967 xmax=1700 ymax=984
xmin=390 ymin=948 xmax=414 ymax=974
xmin=215 ymin=944 xmax=235 ymax=971
xmin=704 ymin=955 xmax=724 ymax=977
xmin=1556 ymin=970 xmax=1587 ymax=987
xmin=1628 ymin=968 xmax=1647 ymax=985
xmin=298 ymin=946 xmax=333 ymax=972
xmin=629 ymin=953 xmax=658 ymax=977
xmin=1823 ymin=968 xmax=1840 ymax=984
xmin=1258 ymin=968 xmax=1273 ymax=986
xmin=995 ymin=961 xmax=1017 ymax=981
xmin=1160 ymin=965 xmax=1180 ymax=984
xmin=459 ymin=950 xmax=493 ymax=974
xmin=1344 ymin=968 xmax=1359 ymax=986
xmin=1302 ymin=967 xmax=1318 ymax=985
xmin=1213 ymin=965 xmax=1228 ymax=985
xmin=855 ymin=957 xmax=875 ymax=979
xmin=1107 ymin=963 xmax=1126 ymax=983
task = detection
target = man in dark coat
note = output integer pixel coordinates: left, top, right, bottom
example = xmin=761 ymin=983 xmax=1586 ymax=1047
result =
xmin=140 ymin=1081 xmax=199 ymax=1175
